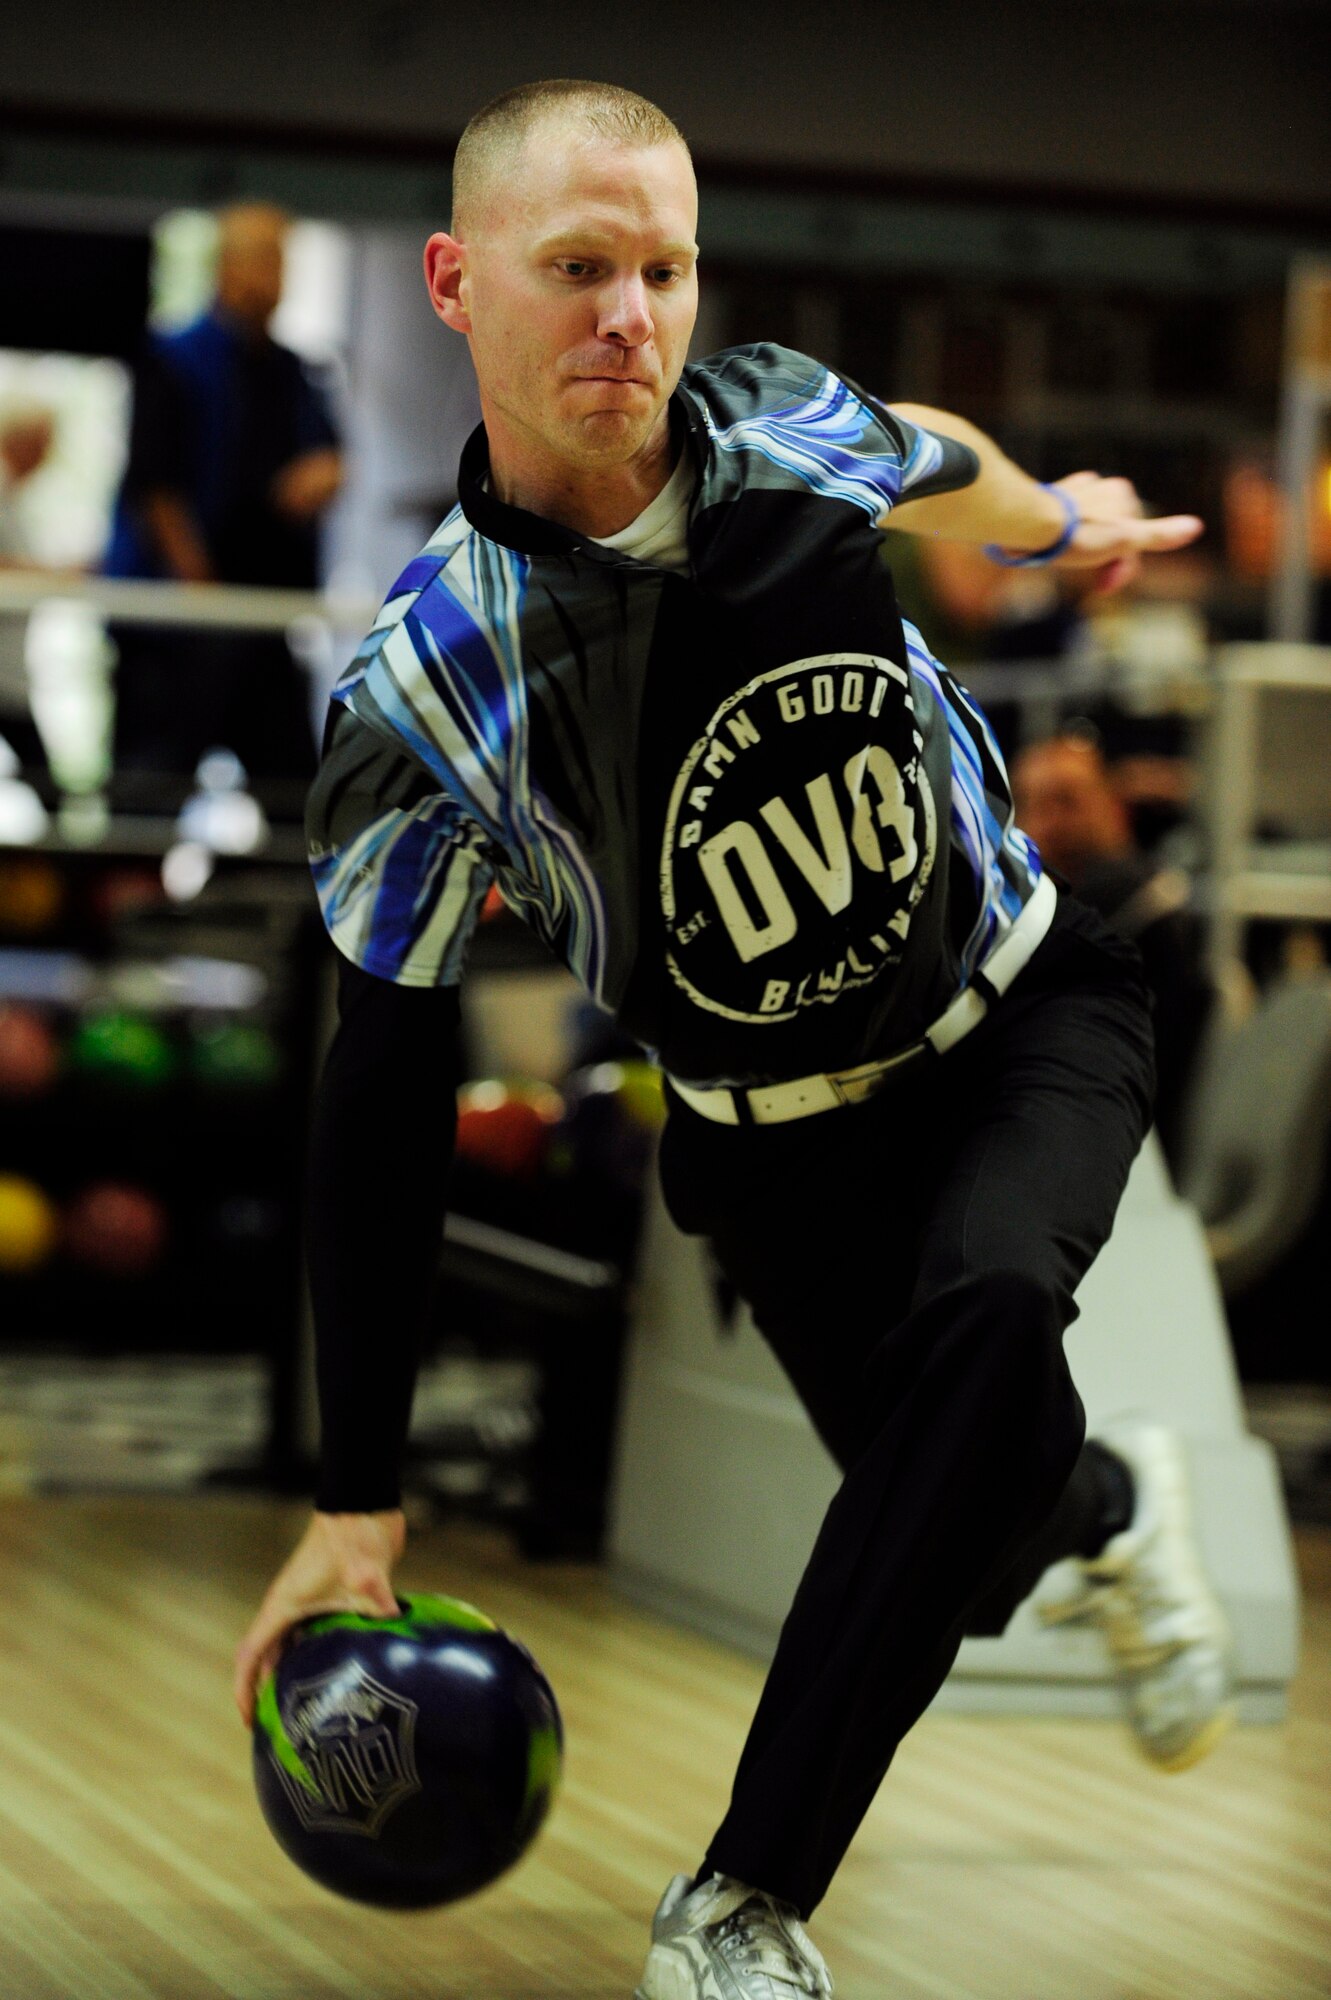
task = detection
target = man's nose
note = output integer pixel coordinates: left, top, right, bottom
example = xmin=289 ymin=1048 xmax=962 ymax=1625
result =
xmin=597 ymin=277 xmax=653 ymax=348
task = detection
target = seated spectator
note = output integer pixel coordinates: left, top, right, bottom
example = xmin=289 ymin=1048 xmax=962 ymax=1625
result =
xmin=1012 ymin=731 xmax=1214 ymax=1175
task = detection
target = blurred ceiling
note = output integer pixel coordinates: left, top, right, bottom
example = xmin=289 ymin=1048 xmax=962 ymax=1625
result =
xmin=1 ymin=0 xmax=1327 ymax=223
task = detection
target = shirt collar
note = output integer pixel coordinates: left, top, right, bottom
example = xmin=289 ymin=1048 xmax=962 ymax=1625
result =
xmin=456 ymin=379 xmax=710 ymax=562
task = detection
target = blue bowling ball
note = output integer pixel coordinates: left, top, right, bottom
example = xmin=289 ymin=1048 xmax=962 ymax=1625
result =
xmin=252 ymin=1592 xmax=562 ymax=1907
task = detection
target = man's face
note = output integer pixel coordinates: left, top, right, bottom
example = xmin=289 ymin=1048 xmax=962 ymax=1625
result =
xmin=215 ymin=218 xmax=287 ymax=331
xmin=454 ymin=125 xmax=699 ymax=470
xmin=1012 ymin=741 xmax=1128 ymax=878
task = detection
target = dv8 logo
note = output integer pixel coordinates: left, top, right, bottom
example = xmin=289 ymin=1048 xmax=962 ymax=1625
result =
xmin=278 ymin=1663 xmax=422 ymax=1838
xmin=660 ymin=654 xmax=937 ymax=1025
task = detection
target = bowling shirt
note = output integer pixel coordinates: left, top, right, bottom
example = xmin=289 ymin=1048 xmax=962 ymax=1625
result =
xmin=307 ymin=344 xmax=1045 ymax=1089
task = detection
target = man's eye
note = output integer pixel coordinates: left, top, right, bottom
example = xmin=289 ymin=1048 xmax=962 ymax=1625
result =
xmin=558 ymin=260 xmax=593 ymax=278
xmin=649 ymin=268 xmax=682 ymax=286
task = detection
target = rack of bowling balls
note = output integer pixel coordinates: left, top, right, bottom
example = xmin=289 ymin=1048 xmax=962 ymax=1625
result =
xmin=0 ymin=847 xmax=311 ymax=1355
xmin=415 ymin=1042 xmax=668 ymax=1554
xmin=448 ymin=1053 xmax=667 ymax=1263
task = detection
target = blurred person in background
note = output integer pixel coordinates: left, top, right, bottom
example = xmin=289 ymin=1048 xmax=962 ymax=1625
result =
xmin=104 ymin=202 xmax=343 ymax=787
xmin=0 ymin=402 xmax=59 ymax=768
xmin=1012 ymin=730 xmax=1213 ymax=1174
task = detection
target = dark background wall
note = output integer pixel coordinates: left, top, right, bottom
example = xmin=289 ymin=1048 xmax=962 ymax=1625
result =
xmin=3 ymin=0 xmax=1329 ymax=218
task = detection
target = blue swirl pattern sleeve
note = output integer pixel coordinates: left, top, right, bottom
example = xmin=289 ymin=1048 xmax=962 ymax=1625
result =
xmin=837 ymin=373 xmax=983 ymax=511
xmin=306 ymin=699 xmax=495 ymax=988
xmin=697 ymin=348 xmax=980 ymax=525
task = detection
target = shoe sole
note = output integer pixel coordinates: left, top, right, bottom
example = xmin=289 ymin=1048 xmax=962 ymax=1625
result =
xmin=1145 ymin=1699 xmax=1238 ymax=1773
xmin=1099 ymin=1422 xmax=1239 ymax=1771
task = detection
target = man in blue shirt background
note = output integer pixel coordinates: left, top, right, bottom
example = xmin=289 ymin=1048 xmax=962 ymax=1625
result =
xmin=105 ymin=203 xmax=343 ymax=784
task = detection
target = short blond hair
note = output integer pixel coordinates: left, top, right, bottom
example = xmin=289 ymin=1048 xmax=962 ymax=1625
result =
xmin=451 ymin=80 xmax=689 ymax=235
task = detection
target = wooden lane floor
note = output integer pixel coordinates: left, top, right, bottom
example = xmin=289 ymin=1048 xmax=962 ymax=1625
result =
xmin=0 ymin=1495 xmax=1326 ymax=2000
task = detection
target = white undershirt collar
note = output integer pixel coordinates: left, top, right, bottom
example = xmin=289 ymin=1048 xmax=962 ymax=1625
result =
xmin=590 ymin=452 xmax=695 ymax=573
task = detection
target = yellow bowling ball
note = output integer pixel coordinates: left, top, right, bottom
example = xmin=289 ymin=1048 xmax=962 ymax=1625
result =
xmin=0 ymin=1174 xmax=58 ymax=1274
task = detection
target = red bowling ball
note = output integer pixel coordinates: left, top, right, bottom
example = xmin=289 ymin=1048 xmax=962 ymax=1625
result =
xmin=454 ymin=1079 xmax=563 ymax=1181
xmin=0 ymin=1003 xmax=60 ymax=1097
xmin=63 ymin=1182 xmax=169 ymax=1277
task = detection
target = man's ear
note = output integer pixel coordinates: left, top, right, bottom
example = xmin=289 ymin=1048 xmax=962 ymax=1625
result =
xmin=424 ymin=233 xmax=470 ymax=333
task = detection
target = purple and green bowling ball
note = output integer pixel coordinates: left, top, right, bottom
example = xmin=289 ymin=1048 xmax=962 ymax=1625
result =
xmin=252 ymin=1592 xmax=562 ymax=1909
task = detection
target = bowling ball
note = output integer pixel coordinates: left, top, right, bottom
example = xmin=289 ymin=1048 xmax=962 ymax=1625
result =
xmin=189 ymin=1019 xmax=283 ymax=1091
xmin=252 ymin=1592 xmax=562 ymax=1909
xmin=0 ymin=857 xmax=63 ymax=935
xmin=0 ymin=1003 xmax=60 ymax=1097
xmin=69 ymin=1010 xmax=177 ymax=1088
xmin=63 ymin=1182 xmax=168 ymax=1277
xmin=0 ymin=1175 xmax=58 ymax=1274
xmin=89 ymin=866 xmax=166 ymax=931
xmin=613 ymin=1059 xmax=667 ymax=1133
xmin=455 ymin=1079 xmax=563 ymax=1181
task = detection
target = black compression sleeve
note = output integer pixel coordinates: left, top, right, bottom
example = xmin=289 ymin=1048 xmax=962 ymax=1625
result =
xmin=308 ymin=952 xmax=462 ymax=1512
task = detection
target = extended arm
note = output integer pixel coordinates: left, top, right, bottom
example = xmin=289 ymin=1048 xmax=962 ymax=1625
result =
xmin=270 ymin=446 xmax=345 ymax=521
xmin=882 ymin=400 xmax=1203 ymax=588
xmin=140 ymin=491 xmax=215 ymax=583
xmin=234 ymin=954 xmax=462 ymax=1720
xmin=270 ymin=357 xmax=345 ymax=521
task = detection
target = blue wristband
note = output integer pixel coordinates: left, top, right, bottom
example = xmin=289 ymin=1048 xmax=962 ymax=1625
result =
xmin=984 ymin=484 xmax=1080 ymax=568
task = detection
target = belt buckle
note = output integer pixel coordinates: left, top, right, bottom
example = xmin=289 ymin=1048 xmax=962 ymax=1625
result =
xmin=827 ymin=1041 xmax=921 ymax=1108
xmin=825 ymin=1070 xmax=865 ymax=1108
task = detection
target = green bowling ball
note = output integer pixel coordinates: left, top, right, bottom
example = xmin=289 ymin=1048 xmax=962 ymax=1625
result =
xmin=189 ymin=1020 xmax=283 ymax=1091
xmin=70 ymin=1010 xmax=177 ymax=1088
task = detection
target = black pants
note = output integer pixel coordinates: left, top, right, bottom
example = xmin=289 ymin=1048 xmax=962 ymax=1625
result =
xmin=657 ymin=897 xmax=1156 ymax=1918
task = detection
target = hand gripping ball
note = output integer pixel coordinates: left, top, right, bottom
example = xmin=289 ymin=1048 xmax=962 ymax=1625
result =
xmin=252 ymin=1593 xmax=562 ymax=1908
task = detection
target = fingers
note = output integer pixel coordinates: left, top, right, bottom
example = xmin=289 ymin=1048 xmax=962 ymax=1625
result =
xmin=1061 ymin=511 xmax=1203 ymax=570
xmin=1090 ymin=554 xmax=1141 ymax=596
xmin=1137 ymin=513 xmax=1204 ymax=550
xmin=1054 ymin=471 xmax=1142 ymax=516
xmin=363 ymin=1573 xmax=401 ymax=1617
xmin=234 ymin=1627 xmax=275 ymax=1727
xmin=234 ymin=1575 xmax=400 ymax=1725
xmin=235 ymin=1591 xmax=295 ymax=1725
xmin=236 ymin=1510 xmax=408 ymax=1727
xmin=1051 ymin=472 xmax=1202 ymax=560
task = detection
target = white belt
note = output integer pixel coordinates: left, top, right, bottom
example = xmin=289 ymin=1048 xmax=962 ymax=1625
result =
xmin=667 ymin=874 xmax=1057 ymax=1127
